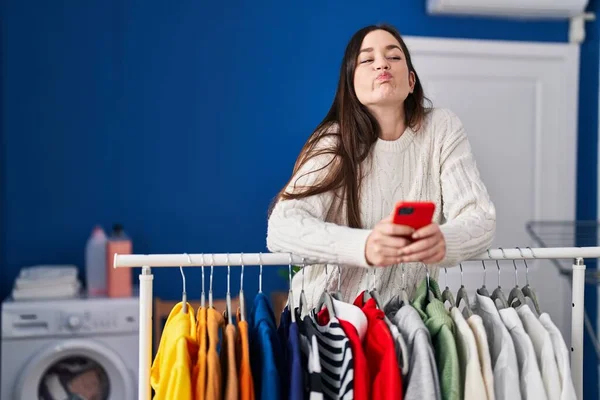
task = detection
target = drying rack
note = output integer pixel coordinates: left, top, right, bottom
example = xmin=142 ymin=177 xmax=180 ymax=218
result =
xmin=526 ymin=221 xmax=600 ymax=359
xmin=113 ymin=246 xmax=600 ymax=400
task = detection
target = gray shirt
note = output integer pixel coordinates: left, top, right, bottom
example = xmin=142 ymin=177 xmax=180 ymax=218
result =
xmin=385 ymin=297 xmax=442 ymax=400
xmin=473 ymin=292 xmax=522 ymax=400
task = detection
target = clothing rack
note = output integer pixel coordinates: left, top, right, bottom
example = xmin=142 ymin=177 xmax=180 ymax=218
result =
xmin=113 ymin=246 xmax=600 ymax=400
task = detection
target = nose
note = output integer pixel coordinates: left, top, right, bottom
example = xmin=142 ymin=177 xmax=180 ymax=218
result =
xmin=374 ymin=56 xmax=390 ymax=70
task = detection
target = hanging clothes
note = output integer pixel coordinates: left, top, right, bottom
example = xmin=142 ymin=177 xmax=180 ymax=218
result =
xmin=288 ymin=316 xmax=304 ymax=400
xmin=465 ymin=314 xmax=495 ymax=400
xmin=472 ymin=292 xmax=522 ymax=400
xmin=450 ymin=307 xmax=487 ymax=400
xmin=517 ymin=305 xmax=562 ymax=400
xmin=411 ymin=278 xmax=460 ymax=400
xmin=279 ymin=306 xmax=304 ymax=400
xmin=538 ymin=313 xmax=577 ymax=400
xmin=277 ymin=307 xmax=292 ymax=400
xmin=307 ymin=334 xmax=325 ymax=400
xmin=316 ymin=298 xmax=369 ymax=400
xmin=236 ymin=308 xmax=255 ymax=400
xmin=220 ymin=314 xmax=239 ymax=400
xmin=206 ymin=307 xmax=225 ymax=400
xmin=498 ymin=306 xmax=547 ymax=400
xmin=387 ymin=317 xmax=410 ymax=378
xmin=194 ymin=306 xmax=208 ymax=400
xmin=384 ymin=296 xmax=442 ymax=400
xmin=249 ymin=292 xmax=283 ymax=400
xmin=303 ymin=308 xmax=354 ymax=400
xmin=151 ymin=302 xmax=198 ymax=400
xmin=354 ymin=292 xmax=403 ymax=400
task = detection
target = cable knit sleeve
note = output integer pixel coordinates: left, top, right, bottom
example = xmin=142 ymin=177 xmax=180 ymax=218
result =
xmin=437 ymin=110 xmax=497 ymax=266
xmin=266 ymin=136 xmax=373 ymax=267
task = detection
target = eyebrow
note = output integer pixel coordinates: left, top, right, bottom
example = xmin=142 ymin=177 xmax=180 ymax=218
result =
xmin=359 ymin=44 xmax=403 ymax=54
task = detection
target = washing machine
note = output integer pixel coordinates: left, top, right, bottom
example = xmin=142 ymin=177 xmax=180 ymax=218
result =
xmin=1 ymin=296 xmax=139 ymax=400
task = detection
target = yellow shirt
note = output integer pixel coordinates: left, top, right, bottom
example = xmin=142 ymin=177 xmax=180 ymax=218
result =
xmin=151 ymin=302 xmax=197 ymax=400
xmin=194 ymin=307 xmax=207 ymax=400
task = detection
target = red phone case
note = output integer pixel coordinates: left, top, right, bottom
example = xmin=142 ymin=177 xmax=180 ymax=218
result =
xmin=392 ymin=201 xmax=435 ymax=230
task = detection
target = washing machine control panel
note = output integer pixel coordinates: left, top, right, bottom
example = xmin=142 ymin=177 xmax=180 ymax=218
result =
xmin=1 ymin=297 xmax=139 ymax=338
xmin=61 ymin=308 xmax=137 ymax=334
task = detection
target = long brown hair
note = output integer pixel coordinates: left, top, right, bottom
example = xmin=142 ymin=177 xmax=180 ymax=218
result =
xmin=273 ymin=24 xmax=431 ymax=228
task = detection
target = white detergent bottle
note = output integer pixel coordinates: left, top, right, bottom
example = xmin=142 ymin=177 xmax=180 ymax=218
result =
xmin=85 ymin=225 xmax=108 ymax=296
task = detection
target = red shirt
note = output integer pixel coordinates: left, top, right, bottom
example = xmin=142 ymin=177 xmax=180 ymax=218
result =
xmin=353 ymin=292 xmax=403 ymax=400
xmin=316 ymin=307 xmax=369 ymax=400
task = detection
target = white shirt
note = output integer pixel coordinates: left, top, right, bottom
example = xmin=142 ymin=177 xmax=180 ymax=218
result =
xmin=539 ymin=313 xmax=577 ymax=400
xmin=473 ymin=293 xmax=522 ymax=400
xmin=499 ymin=307 xmax=547 ymax=400
xmin=451 ymin=307 xmax=487 ymax=400
xmin=466 ymin=313 xmax=495 ymax=400
xmin=517 ymin=305 xmax=562 ymax=400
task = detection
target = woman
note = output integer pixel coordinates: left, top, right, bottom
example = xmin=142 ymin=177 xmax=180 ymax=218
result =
xmin=266 ymin=24 xmax=496 ymax=308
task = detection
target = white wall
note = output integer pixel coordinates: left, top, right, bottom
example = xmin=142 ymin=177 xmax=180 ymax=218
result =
xmin=406 ymin=36 xmax=580 ymax=339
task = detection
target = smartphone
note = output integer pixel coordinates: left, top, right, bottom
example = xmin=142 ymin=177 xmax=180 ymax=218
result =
xmin=392 ymin=201 xmax=435 ymax=230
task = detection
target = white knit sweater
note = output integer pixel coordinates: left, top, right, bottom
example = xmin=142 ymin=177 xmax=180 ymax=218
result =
xmin=266 ymin=108 xmax=496 ymax=308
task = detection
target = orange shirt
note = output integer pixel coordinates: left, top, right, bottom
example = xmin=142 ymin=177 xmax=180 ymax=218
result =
xmin=194 ymin=307 xmax=207 ymax=400
xmin=221 ymin=321 xmax=239 ymax=400
xmin=206 ymin=307 xmax=225 ymax=399
xmin=236 ymin=309 xmax=255 ymax=400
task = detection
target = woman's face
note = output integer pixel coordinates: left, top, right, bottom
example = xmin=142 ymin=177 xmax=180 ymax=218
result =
xmin=353 ymin=30 xmax=415 ymax=109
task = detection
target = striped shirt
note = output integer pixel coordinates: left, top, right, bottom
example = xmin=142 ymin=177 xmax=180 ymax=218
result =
xmin=299 ymin=308 xmax=354 ymax=400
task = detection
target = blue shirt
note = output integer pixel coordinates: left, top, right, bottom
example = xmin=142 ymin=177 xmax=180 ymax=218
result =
xmin=278 ymin=306 xmax=292 ymax=400
xmin=249 ymin=292 xmax=283 ymax=400
xmin=288 ymin=321 xmax=304 ymax=400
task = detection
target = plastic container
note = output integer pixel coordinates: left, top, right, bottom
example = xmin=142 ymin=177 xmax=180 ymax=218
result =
xmin=85 ymin=226 xmax=108 ymax=296
xmin=106 ymin=223 xmax=133 ymax=298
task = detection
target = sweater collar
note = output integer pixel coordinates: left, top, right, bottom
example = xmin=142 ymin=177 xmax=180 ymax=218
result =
xmin=374 ymin=126 xmax=416 ymax=153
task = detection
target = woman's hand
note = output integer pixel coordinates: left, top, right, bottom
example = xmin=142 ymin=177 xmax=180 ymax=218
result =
xmin=365 ymin=215 xmax=414 ymax=266
xmin=399 ymin=223 xmax=446 ymax=264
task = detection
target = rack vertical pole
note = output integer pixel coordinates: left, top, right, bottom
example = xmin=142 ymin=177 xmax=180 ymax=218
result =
xmin=571 ymin=258 xmax=585 ymax=400
xmin=139 ymin=266 xmax=153 ymax=400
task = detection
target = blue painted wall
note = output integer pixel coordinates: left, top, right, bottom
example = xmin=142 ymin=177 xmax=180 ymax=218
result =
xmin=1 ymin=0 xmax=598 ymax=397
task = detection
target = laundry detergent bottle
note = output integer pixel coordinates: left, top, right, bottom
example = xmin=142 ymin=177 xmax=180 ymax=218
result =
xmin=106 ymin=223 xmax=133 ymax=297
xmin=85 ymin=225 xmax=108 ymax=296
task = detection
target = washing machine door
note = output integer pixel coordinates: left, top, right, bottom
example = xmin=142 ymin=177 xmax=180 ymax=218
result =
xmin=13 ymin=338 xmax=134 ymax=400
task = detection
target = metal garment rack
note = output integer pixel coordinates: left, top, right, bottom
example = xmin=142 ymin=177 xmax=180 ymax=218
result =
xmin=113 ymin=246 xmax=600 ymax=400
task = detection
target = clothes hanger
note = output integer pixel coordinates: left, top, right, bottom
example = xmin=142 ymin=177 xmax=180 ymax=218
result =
xmin=478 ymin=255 xmax=491 ymax=297
xmin=179 ymin=263 xmax=188 ymax=314
xmin=238 ymin=252 xmax=246 ymax=322
xmin=287 ymin=254 xmax=296 ymax=323
xmin=455 ymin=263 xmax=473 ymax=317
xmin=362 ymin=267 xmax=373 ymax=302
xmin=441 ymin=267 xmax=455 ymax=308
xmin=331 ymin=265 xmax=342 ymax=301
xmin=316 ymin=264 xmax=336 ymax=318
xmin=184 ymin=253 xmax=198 ymax=309
xmin=209 ymin=254 xmax=215 ymax=308
xmin=199 ymin=253 xmax=206 ymax=308
xmin=507 ymin=248 xmax=527 ymax=308
xmin=491 ymin=248 xmax=509 ymax=309
xmin=400 ymin=264 xmax=410 ymax=305
xmin=426 ymin=265 xmax=437 ymax=302
xmin=225 ymin=253 xmax=233 ymax=325
xmin=297 ymin=257 xmax=309 ymax=318
xmin=521 ymin=247 xmax=542 ymax=315
xmin=258 ymin=252 xmax=263 ymax=295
